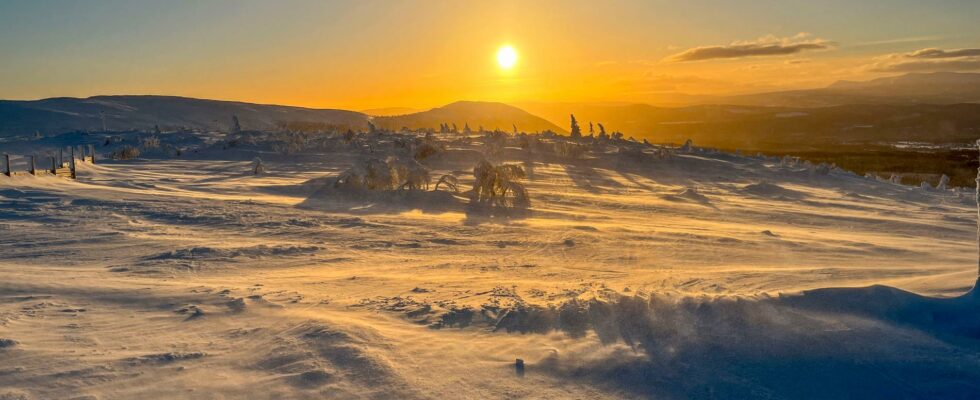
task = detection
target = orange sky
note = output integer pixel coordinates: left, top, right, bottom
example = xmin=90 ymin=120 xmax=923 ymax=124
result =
xmin=1 ymin=1 xmax=979 ymax=110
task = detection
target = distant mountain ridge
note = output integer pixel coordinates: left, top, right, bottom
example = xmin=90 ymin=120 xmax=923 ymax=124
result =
xmin=0 ymin=96 xmax=564 ymax=138
xmin=0 ymin=95 xmax=369 ymax=136
xmin=713 ymin=72 xmax=980 ymax=107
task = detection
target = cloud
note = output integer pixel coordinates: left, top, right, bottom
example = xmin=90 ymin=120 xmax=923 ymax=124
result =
xmin=667 ymin=34 xmax=833 ymax=62
xmin=904 ymin=48 xmax=980 ymax=59
xmin=871 ymin=59 xmax=980 ymax=72
xmin=868 ymin=47 xmax=980 ymax=72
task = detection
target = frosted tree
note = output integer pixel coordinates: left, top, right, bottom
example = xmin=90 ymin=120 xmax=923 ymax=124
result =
xmin=937 ymin=174 xmax=950 ymax=190
xmin=252 ymin=157 xmax=264 ymax=175
xmin=569 ymin=114 xmax=581 ymax=139
xmin=231 ymin=115 xmax=242 ymax=134
xmin=679 ymin=139 xmax=693 ymax=152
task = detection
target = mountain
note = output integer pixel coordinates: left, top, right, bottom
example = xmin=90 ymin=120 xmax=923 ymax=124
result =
xmin=373 ymin=101 xmax=566 ymax=133
xmin=0 ymin=97 xmax=566 ymax=138
xmin=0 ymin=95 xmax=369 ymax=136
xmin=713 ymin=72 xmax=980 ymax=107
xmin=517 ymin=101 xmax=980 ymax=150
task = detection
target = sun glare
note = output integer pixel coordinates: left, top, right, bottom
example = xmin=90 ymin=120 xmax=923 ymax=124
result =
xmin=496 ymin=45 xmax=518 ymax=70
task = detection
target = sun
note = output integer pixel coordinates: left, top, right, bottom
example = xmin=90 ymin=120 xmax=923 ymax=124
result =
xmin=496 ymin=45 xmax=518 ymax=70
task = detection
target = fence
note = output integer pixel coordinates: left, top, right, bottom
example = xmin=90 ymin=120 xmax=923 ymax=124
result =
xmin=2 ymin=144 xmax=97 ymax=179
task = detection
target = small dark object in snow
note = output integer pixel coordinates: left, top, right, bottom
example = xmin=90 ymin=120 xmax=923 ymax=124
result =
xmin=515 ymin=358 xmax=525 ymax=377
xmin=761 ymin=230 xmax=779 ymax=237
xmin=563 ymin=239 xmax=575 ymax=247
xmin=411 ymin=287 xmax=431 ymax=293
xmin=0 ymin=338 xmax=17 ymax=348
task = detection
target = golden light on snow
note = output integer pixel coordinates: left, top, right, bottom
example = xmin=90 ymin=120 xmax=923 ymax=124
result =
xmin=496 ymin=45 xmax=518 ymax=70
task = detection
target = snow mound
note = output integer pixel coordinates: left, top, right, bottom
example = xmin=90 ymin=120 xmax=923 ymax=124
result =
xmin=662 ymin=187 xmax=712 ymax=207
xmin=145 ymin=245 xmax=321 ymax=261
xmin=385 ymin=284 xmax=980 ymax=398
xmin=741 ymin=181 xmax=806 ymax=199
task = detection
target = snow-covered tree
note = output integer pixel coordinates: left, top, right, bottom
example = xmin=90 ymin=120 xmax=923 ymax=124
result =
xmin=938 ymin=174 xmax=950 ymax=190
xmin=679 ymin=139 xmax=693 ymax=152
xmin=231 ymin=115 xmax=242 ymax=134
xmin=569 ymin=114 xmax=582 ymax=139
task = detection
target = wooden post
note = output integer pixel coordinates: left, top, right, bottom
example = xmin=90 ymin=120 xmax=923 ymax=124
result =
xmin=28 ymin=155 xmax=36 ymax=175
xmin=69 ymin=147 xmax=76 ymax=179
xmin=51 ymin=156 xmax=57 ymax=174
xmin=88 ymin=144 xmax=96 ymax=164
xmin=59 ymin=148 xmax=64 ymax=167
xmin=3 ymin=154 xmax=9 ymax=176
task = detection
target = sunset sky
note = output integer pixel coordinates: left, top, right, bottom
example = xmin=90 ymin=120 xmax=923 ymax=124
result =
xmin=1 ymin=0 xmax=978 ymax=110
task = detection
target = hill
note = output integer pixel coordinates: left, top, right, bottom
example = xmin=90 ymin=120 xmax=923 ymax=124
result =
xmin=373 ymin=101 xmax=566 ymax=133
xmin=517 ymin=101 xmax=980 ymax=150
xmin=0 ymin=95 xmax=370 ymax=136
xmin=714 ymin=72 xmax=980 ymax=108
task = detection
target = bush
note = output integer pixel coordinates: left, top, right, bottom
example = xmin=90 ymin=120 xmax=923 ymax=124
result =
xmin=553 ymin=142 xmax=586 ymax=159
xmin=472 ymin=160 xmax=530 ymax=208
xmin=112 ymin=146 xmax=141 ymax=160
xmin=334 ymin=157 xmax=431 ymax=191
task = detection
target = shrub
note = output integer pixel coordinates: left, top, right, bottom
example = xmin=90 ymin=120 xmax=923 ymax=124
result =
xmin=112 ymin=146 xmax=141 ymax=160
xmin=553 ymin=142 xmax=586 ymax=159
xmin=334 ymin=157 xmax=431 ymax=191
xmin=472 ymin=160 xmax=530 ymax=208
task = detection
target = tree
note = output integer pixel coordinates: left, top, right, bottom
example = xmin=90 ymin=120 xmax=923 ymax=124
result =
xmin=569 ymin=114 xmax=582 ymax=139
xmin=452 ymin=123 xmax=458 ymax=133
xmin=589 ymin=122 xmax=594 ymax=134
xmin=154 ymin=125 xmax=162 ymax=135
xmin=513 ymin=124 xmax=518 ymax=134
xmin=597 ymin=123 xmax=608 ymax=140
xmin=464 ymin=123 xmax=472 ymax=134
xmin=231 ymin=115 xmax=242 ymax=134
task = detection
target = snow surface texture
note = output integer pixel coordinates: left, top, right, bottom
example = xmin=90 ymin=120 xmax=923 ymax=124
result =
xmin=1 ymin=142 xmax=979 ymax=399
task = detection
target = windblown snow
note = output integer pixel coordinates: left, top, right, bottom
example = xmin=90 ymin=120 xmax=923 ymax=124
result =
xmin=2 ymin=136 xmax=979 ymax=399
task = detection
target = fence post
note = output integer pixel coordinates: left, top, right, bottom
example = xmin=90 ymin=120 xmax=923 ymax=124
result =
xmin=29 ymin=155 xmax=36 ymax=175
xmin=89 ymin=144 xmax=96 ymax=164
xmin=59 ymin=148 xmax=64 ymax=167
xmin=3 ymin=154 xmax=9 ymax=176
xmin=69 ymin=147 xmax=76 ymax=179
xmin=51 ymin=156 xmax=57 ymax=174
